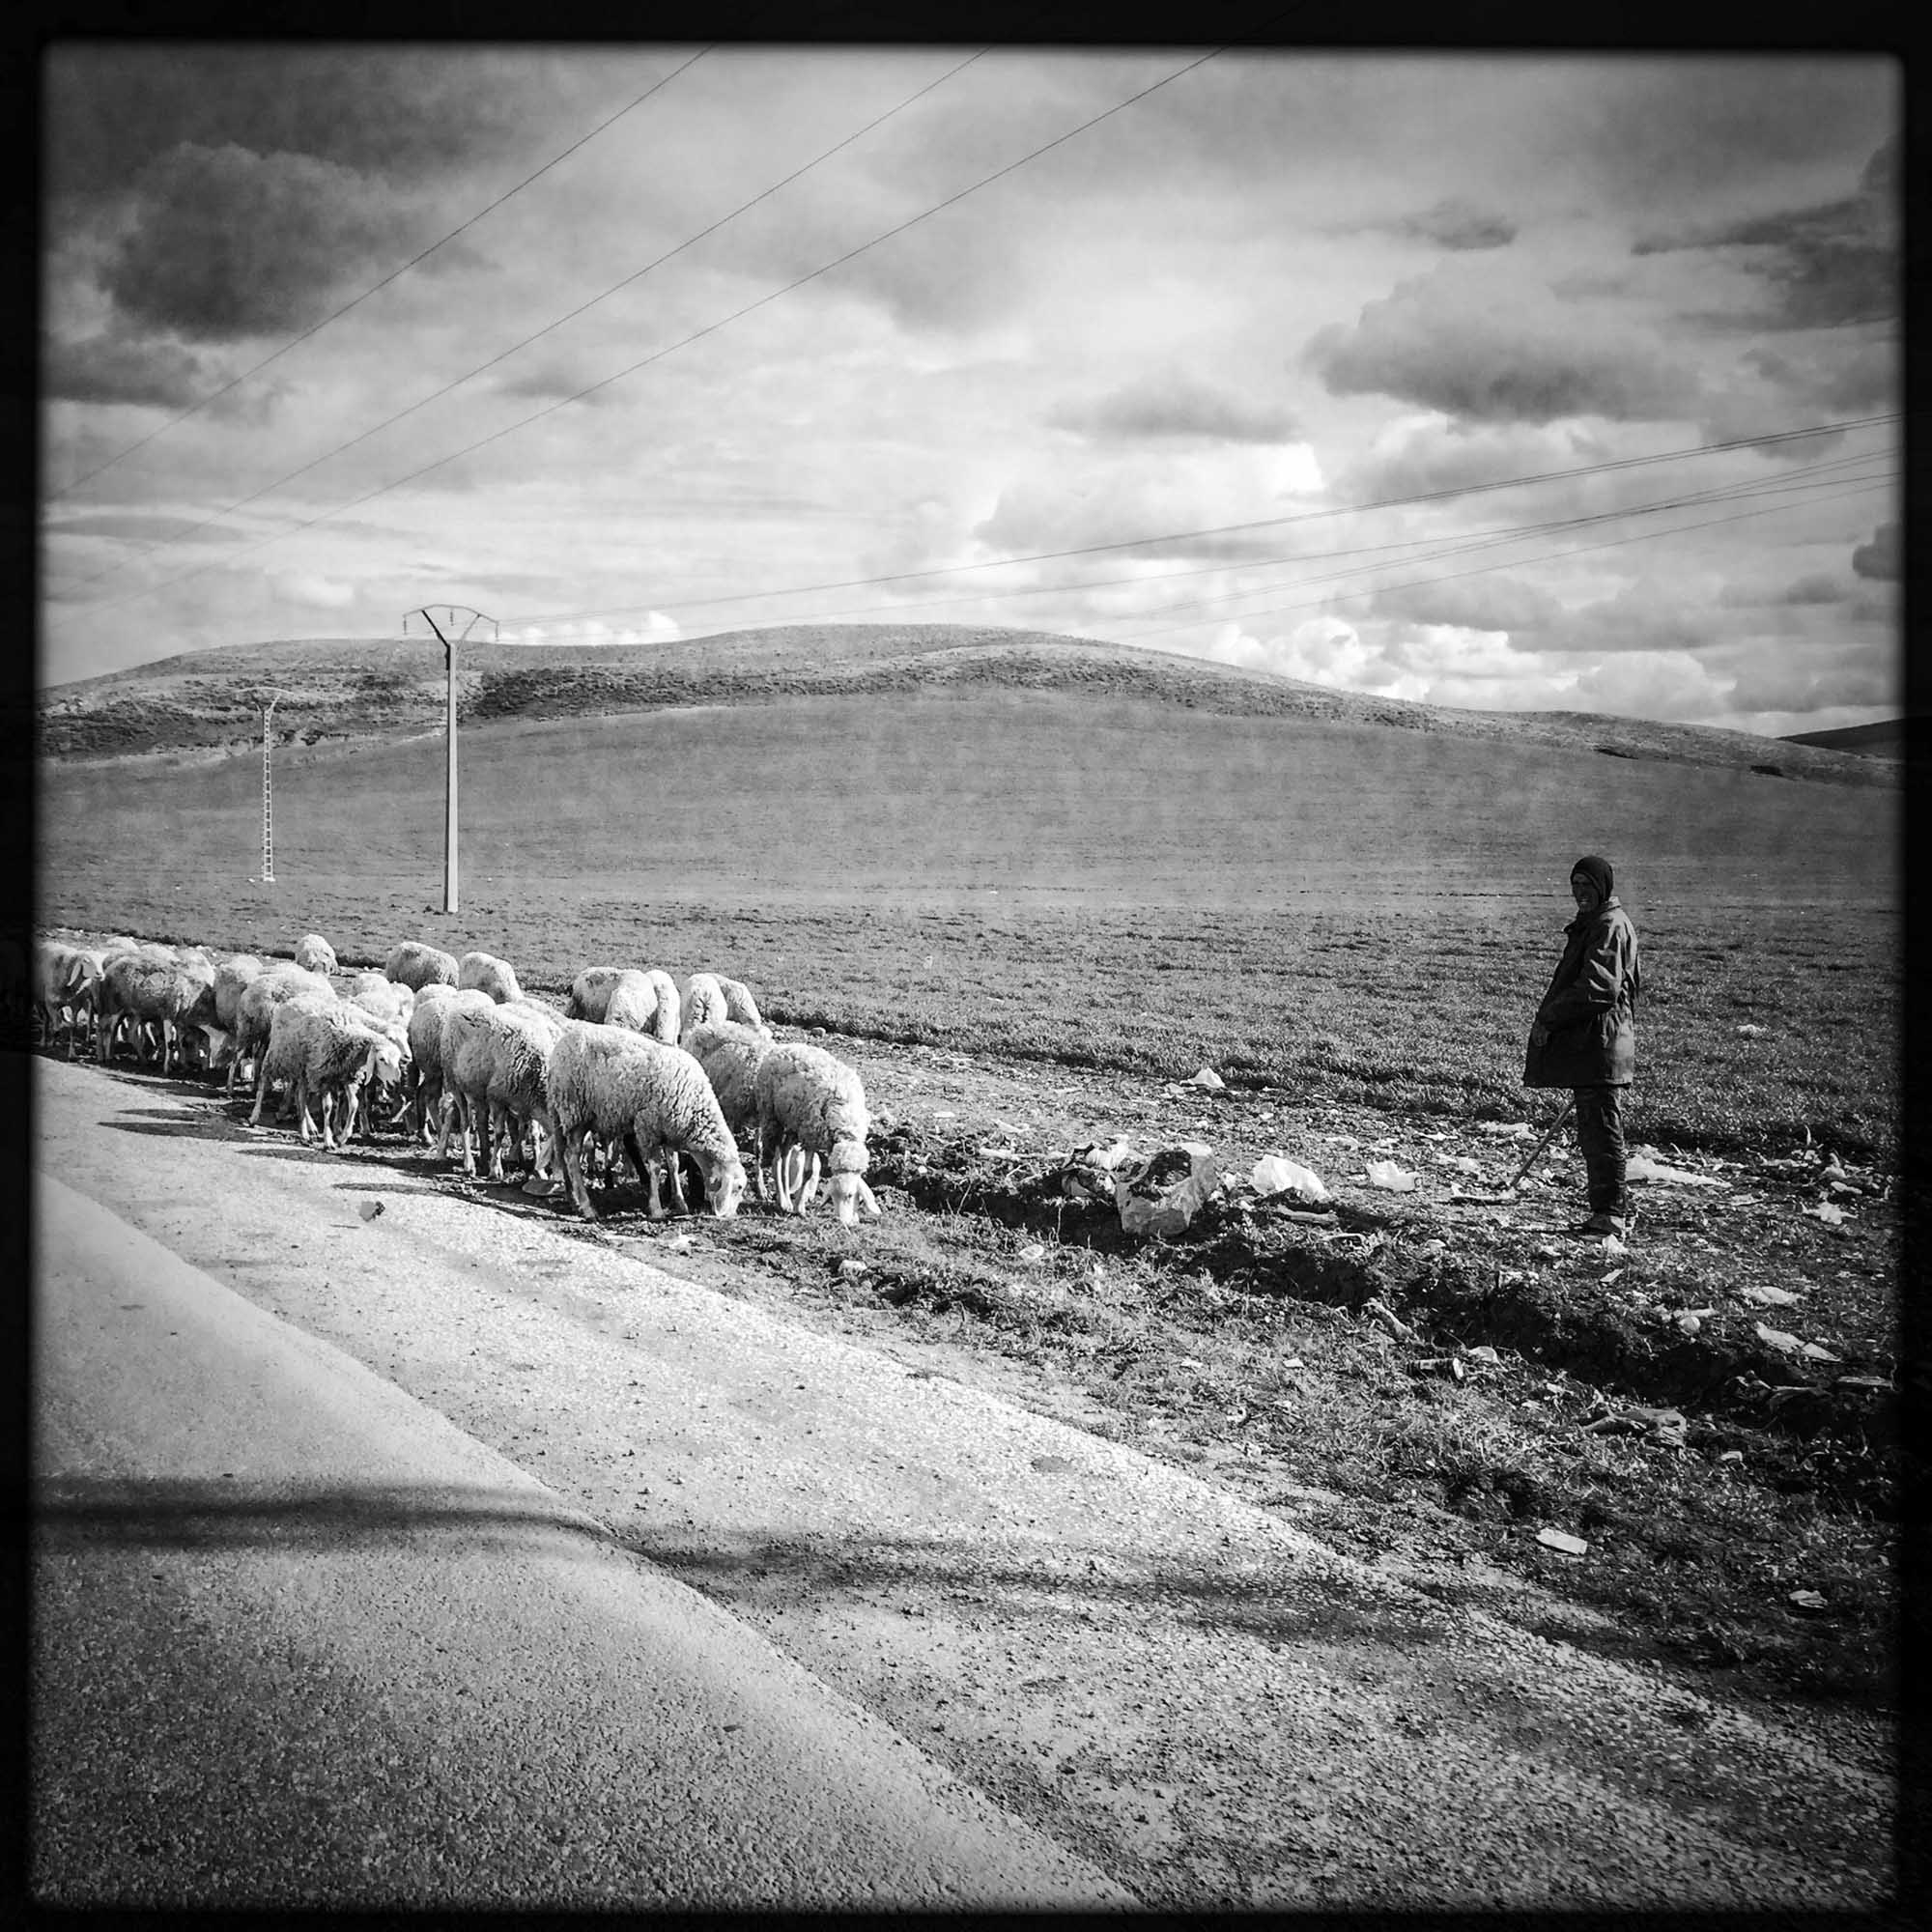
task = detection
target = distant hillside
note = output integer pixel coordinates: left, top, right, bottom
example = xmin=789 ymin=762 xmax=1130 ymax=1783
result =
xmin=35 ymin=621 xmax=1894 ymax=788
xmin=1780 ymin=718 xmax=1922 ymax=759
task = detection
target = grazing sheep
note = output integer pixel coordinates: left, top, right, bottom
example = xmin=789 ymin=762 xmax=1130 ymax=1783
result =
xmin=565 ymin=966 xmax=628 ymax=1023
xmin=440 ymin=998 xmax=565 ymax=1182
xmin=458 ymin=949 xmax=524 ymax=1005
xmin=34 ymin=940 xmax=100 ymax=1059
xmin=251 ymin=995 xmax=403 ymax=1149
xmin=683 ymin=1018 xmax=776 ymax=1148
xmin=403 ymin=980 xmax=461 ymax=1142
xmin=384 ymin=939 xmax=460 ymax=991
xmin=228 ymin=964 xmax=335 ymax=1096
xmin=545 ymin=1021 xmax=746 ymax=1222
xmin=753 ymin=1040 xmax=881 ymax=1228
xmin=348 ymin=971 xmax=414 ymax=1025
xmin=432 ymin=991 xmax=505 ymax=1166
xmin=246 ymin=990 xmax=338 ymax=1132
xmin=294 ymin=933 xmax=337 ymax=976
xmin=602 ymin=968 xmax=680 ymax=1044
xmin=94 ymin=950 xmax=218 ymax=1076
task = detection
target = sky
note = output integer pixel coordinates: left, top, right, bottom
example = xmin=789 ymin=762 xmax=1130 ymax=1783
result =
xmin=38 ymin=43 xmax=1902 ymax=736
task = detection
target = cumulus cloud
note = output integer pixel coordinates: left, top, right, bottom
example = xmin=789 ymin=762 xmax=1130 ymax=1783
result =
xmin=1717 ymin=573 xmax=1847 ymax=610
xmin=99 ymin=142 xmax=419 ymax=341
xmin=1048 ymin=369 xmax=1300 ymax=445
xmin=1305 ymin=267 xmax=1701 ymax=425
xmin=272 ymin=571 xmax=355 ymax=611
xmin=1337 ymin=414 xmax=1616 ymax=509
xmin=42 ymin=327 xmax=208 ymax=409
xmin=1370 ymin=573 xmax=1566 ymax=638
xmin=1633 ymin=137 xmax=1898 ymax=329
xmin=1193 ymin=615 xmax=1421 ymax=697
xmin=1375 ymin=195 xmax=1518 ymax=252
xmin=974 ymin=446 xmax=1325 ymax=564
xmin=1852 ymin=522 xmax=1898 ymax=581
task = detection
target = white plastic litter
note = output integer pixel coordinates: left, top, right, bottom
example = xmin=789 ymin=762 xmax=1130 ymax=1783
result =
xmin=1805 ymin=1201 xmax=1848 ymax=1226
xmin=1251 ymin=1152 xmax=1330 ymax=1205
xmin=1186 ymin=1065 xmax=1227 ymax=1092
xmin=1537 ymin=1528 xmax=1588 ymax=1556
xmin=1627 ymin=1151 xmax=1723 ymax=1187
xmin=1735 ymin=1282 xmax=1799 ymax=1307
xmin=1365 ymin=1160 xmax=1417 ymax=1192
xmin=1116 ymin=1142 xmax=1218 ymax=1237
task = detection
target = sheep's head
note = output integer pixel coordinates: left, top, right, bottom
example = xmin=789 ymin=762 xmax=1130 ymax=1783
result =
xmin=369 ymin=1037 xmax=406 ymax=1087
xmin=697 ymin=1148 xmax=747 ymax=1219
xmin=826 ymin=1172 xmax=881 ymax=1227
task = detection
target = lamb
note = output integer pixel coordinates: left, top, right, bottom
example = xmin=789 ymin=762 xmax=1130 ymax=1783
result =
xmin=680 ymin=972 xmax=769 ymax=1038
xmin=294 ymin=933 xmax=337 ymax=976
xmin=753 ymin=1040 xmax=881 ymax=1228
xmin=439 ymin=997 xmax=566 ymax=1182
xmin=545 ymin=1020 xmax=746 ymax=1222
xmin=94 ymin=949 xmax=218 ymax=1076
xmin=683 ymin=1018 xmax=775 ymax=1149
xmin=227 ymin=963 xmax=335 ymax=1096
xmin=458 ymin=949 xmax=524 ymax=1005
xmin=384 ymin=939 xmax=460 ymax=991
xmin=602 ymin=969 xmax=680 ymax=1044
xmin=250 ymin=994 xmax=403 ymax=1149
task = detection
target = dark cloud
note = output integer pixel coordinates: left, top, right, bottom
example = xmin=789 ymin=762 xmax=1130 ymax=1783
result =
xmin=1717 ymin=573 xmax=1847 ymax=610
xmin=43 ymin=511 xmax=236 ymax=545
xmin=1383 ymin=196 xmax=1517 ymax=252
xmin=1852 ymin=522 xmax=1898 ymax=581
xmin=1339 ymin=418 xmax=1611 ymax=504
xmin=42 ymin=329 xmax=207 ymax=409
xmin=1725 ymin=651 xmax=1894 ymax=715
xmin=43 ymin=46 xmax=592 ymax=203
xmin=1306 ymin=270 xmax=1700 ymax=426
xmin=99 ymin=142 xmax=420 ymax=341
xmin=1632 ymin=138 xmax=1897 ymax=329
xmin=1049 ymin=371 xmax=1300 ymax=445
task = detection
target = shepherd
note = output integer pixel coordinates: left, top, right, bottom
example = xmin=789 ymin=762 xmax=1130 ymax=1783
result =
xmin=1524 ymin=855 xmax=1643 ymax=1237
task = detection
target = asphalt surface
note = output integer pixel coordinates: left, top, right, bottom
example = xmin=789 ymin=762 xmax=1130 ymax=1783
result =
xmin=30 ymin=1053 xmax=1897 ymax=1909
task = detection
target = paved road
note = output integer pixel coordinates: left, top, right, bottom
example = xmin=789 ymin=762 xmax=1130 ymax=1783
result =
xmin=30 ymin=1055 xmax=1895 ymax=1909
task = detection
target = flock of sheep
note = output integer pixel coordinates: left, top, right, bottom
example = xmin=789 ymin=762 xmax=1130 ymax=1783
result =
xmin=32 ymin=930 xmax=882 ymax=1228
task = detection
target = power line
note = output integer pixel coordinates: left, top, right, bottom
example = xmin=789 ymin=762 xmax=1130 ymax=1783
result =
xmin=65 ymin=43 xmax=1241 ymax=619
xmin=1115 ymin=474 xmax=1894 ymax=644
xmin=46 ymin=45 xmax=718 ymax=503
xmin=714 ymin=449 xmax=1896 ymax=634
xmin=489 ymin=412 xmax=1899 ymax=635
xmin=55 ymin=44 xmax=991 ymax=594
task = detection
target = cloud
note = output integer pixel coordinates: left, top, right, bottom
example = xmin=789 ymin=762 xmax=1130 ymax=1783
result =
xmin=99 ymin=142 xmax=420 ymax=341
xmin=1337 ymin=413 xmax=1614 ymax=505
xmin=1572 ymin=650 xmax=1735 ymax=723
xmin=1194 ymin=615 xmax=1422 ymax=697
xmin=1717 ymin=573 xmax=1846 ymax=611
xmin=1305 ymin=267 xmax=1701 ymax=425
xmin=42 ymin=327 xmax=209 ymax=409
xmin=43 ymin=511 xmax=236 ymax=547
xmin=272 ymin=571 xmax=356 ymax=611
xmin=1370 ymin=573 xmax=1565 ymax=637
xmin=1048 ymin=369 xmax=1300 ymax=445
xmin=1633 ymin=137 xmax=1898 ymax=329
xmin=1377 ymin=196 xmax=1518 ymax=252
xmin=1851 ymin=521 xmax=1898 ymax=581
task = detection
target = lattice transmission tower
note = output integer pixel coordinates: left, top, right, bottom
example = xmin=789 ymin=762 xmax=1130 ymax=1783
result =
xmin=258 ymin=696 xmax=280 ymax=883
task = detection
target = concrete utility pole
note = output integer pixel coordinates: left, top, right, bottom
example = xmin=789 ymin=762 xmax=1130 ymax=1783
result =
xmin=402 ymin=607 xmax=497 ymax=916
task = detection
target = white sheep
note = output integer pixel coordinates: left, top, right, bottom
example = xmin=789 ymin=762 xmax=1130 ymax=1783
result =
xmin=94 ymin=950 xmax=218 ymax=1076
xmin=565 ymin=966 xmax=628 ymax=1023
xmin=348 ymin=971 xmax=414 ymax=1025
xmin=294 ymin=932 xmax=337 ymax=976
xmin=683 ymin=1018 xmax=775 ymax=1149
xmin=680 ymin=972 xmax=769 ymax=1038
xmin=227 ymin=964 xmax=335 ymax=1096
xmin=753 ymin=1040 xmax=881 ymax=1228
xmin=440 ymin=998 xmax=565 ymax=1183
xmin=432 ymin=990 xmax=507 ymax=1167
xmin=34 ymin=940 xmax=99 ymax=1059
xmin=402 ymin=981 xmax=469 ymax=1143
xmin=603 ymin=968 xmax=680 ymax=1044
xmin=458 ymin=949 xmax=524 ymax=1004
xmin=251 ymin=994 xmax=403 ymax=1149
xmin=545 ymin=1020 xmax=746 ymax=1222
xmin=384 ymin=939 xmax=460 ymax=991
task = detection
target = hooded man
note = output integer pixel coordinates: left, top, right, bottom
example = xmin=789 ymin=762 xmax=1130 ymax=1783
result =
xmin=1524 ymin=855 xmax=1642 ymax=1236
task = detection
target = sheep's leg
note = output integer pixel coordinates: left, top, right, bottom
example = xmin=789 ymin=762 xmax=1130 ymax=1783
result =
xmin=485 ymin=1102 xmax=508 ymax=1182
xmin=559 ymin=1122 xmax=598 ymax=1221
xmin=796 ymin=1150 xmax=823 ymax=1210
xmin=248 ymin=1054 xmax=272 ymax=1126
xmin=663 ymin=1151 xmax=692 ymax=1216
xmin=435 ymin=1091 xmax=458 ymax=1160
xmin=775 ymin=1140 xmax=799 ymax=1213
xmin=755 ymin=1114 xmax=777 ymax=1205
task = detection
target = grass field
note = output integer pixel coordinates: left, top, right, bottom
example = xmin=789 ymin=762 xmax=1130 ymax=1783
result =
xmin=38 ymin=692 xmax=1901 ymax=1157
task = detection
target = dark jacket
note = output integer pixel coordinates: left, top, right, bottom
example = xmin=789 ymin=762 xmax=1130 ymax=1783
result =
xmin=1524 ymin=895 xmax=1641 ymax=1089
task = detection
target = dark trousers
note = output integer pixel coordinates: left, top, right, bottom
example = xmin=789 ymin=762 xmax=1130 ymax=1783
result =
xmin=1574 ymin=1085 xmax=1629 ymax=1216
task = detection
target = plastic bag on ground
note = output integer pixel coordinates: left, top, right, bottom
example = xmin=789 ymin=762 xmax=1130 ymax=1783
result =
xmin=1251 ymin=1152 xmax=1330 ymax=1205
xmin=1116 ymin=1142 xmax=1218 ymax=1237
xmin=1366 ymin=1160 xmax=1418 ymax=1192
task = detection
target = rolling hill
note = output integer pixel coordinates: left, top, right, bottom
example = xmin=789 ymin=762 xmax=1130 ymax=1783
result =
xmin=34 ymin=622 xmax=1897 ymax=790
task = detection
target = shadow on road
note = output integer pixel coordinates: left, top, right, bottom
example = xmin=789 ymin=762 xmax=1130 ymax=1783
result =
xmin=30 ymin=1478 xmax=1452 ymax=1650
